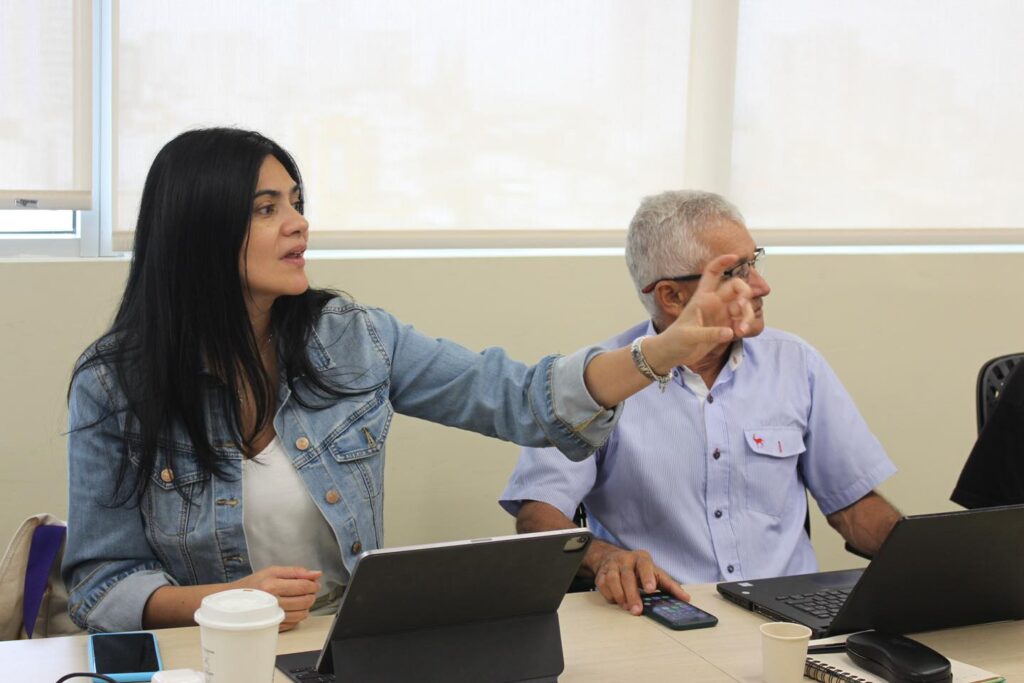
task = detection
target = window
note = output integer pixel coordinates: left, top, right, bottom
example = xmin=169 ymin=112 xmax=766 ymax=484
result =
xmin=0 ymin=0 xmax=92 ymax=212
xmin=0 ymin=210 xmax=74 ymax=234
xmin=115 ymin=0 xmax=693 ymax=248
xmin=6 ymin=0 xmax=1024 ymax=256
xmin=731 ymin=0 xmax=1024 ymax=239
xmin=0 ymin=0 xmax=94 ymax=257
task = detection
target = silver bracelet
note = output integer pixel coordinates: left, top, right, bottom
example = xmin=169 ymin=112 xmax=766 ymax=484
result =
xmin=630 ymin=335 xmax=674 ymax=393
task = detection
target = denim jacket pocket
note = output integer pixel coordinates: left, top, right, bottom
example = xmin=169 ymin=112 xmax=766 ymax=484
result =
xmin=743 ymin=427 xmax=806 ymax=518
xmin=127 ymin=437 xmax=207 ymax=538
xmin=322 ymin=397 xmax=393 ymax=499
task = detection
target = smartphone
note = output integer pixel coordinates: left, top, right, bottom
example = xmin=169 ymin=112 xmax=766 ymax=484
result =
xmin=87 ymin=631 xmax=163 ymax=682
xmin=640 ymin=592 xmax=718 ymax=630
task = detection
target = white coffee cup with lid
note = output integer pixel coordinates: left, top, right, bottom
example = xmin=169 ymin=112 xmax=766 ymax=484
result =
xmin=194 ymin=588 xmax=285 ymax=683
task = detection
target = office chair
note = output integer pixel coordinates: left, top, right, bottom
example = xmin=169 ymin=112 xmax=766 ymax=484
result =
xmin=572 ymin=503 xmax=587 ymax=529
xmin=951 ymin=352 xmax=1024 ymax=509
xmin=975 ymin=353 xmax=1024 ymax=433
xmin=566 ymin=504 xmax=594 ymax=593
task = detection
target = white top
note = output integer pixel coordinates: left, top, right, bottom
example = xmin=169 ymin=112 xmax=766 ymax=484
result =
xmin=242 ymin=436 xmax=346 ymax=614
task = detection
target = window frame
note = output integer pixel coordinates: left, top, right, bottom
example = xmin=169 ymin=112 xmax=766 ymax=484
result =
xmin=0 ymin=0 xmax=112 ymax=258
xmin=0 ymin=0 xmax=100 ymax=258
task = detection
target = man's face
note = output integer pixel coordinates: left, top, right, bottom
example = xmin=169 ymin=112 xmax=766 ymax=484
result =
xmin=685 ymin=221 xmax=770 ymax=337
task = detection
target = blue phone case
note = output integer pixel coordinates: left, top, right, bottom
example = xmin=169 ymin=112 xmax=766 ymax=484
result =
xmin=87 ymin=631 xmax=163 ymax=683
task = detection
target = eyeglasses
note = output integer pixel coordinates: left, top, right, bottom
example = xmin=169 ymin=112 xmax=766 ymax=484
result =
xmin=640 ymin=248 xmax=765 ymax=294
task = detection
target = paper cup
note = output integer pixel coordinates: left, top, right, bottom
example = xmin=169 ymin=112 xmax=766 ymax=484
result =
xmin=760 ymin=621 xmax=812 ymax=683
xmin=194 ymin=588 xmax=285 ymax=683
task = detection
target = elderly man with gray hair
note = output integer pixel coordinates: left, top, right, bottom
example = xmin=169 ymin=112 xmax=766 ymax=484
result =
xmin=500 ymin=190 xmax=901 ymax=615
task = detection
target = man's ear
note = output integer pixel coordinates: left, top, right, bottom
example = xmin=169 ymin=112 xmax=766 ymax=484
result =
xmin=653 ymin=281 xmax=689 ymax=319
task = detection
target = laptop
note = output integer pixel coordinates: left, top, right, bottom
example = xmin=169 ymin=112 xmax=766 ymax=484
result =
xmin=276 ymin=528 xmax=592 ymax=683
xmin=717 ymin=504 xmax=1024 ymax=638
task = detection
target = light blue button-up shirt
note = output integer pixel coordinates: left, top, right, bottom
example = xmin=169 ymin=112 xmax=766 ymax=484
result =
xmin=500 ymin=320 xmax=897 ymax=584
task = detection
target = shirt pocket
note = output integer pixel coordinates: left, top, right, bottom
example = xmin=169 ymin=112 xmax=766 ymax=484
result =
xmin=743 ymin=427 xmax=806 ymax=518
xmin=322 ymin=397 xmax=393 ymax=499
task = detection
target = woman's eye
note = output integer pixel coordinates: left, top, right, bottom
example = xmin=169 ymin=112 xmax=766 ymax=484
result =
xmin=293 ymin=200 xmax=304 ymax=214
xmin=255 ymin=204 xmax=274 ymax=216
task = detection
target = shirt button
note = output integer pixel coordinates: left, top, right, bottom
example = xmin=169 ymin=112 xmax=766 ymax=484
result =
xmin=325 ymin=489 xmax=341 ymax=504
xmin=160 ymin=468 xmax=174 ymax=483
xmin=712 ymin=449 xmax=721 ymax=460
xmin=727 ymin=564 xmax=735 ymax=573
xmin=295 ymin=436 xmax=311 ymax=451
xmin=351 ymin=541 xmax=363 ymax=554
xmin=714 ymin=509 xmax=723 ymax=519
xmin=707 ymin=394 xmax=714 ymax=404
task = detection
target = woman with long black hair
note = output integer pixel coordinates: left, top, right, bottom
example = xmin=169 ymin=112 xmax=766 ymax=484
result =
xmin=62 ymin=127 xmax=753 ymax=633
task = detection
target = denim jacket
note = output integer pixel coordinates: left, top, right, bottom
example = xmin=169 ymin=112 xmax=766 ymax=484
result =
xmin=62 ymin=299 xmax=620 ymax=632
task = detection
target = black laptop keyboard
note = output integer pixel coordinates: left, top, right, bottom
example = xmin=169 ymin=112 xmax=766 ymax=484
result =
xmin=776 ymin=588 xmax=851 ymax=620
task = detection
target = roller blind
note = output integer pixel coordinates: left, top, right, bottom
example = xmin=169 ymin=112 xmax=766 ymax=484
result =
xmin=732 ymin=0 xmax=1024 ymax=231
xmin=0 ymin=0 xmax=92 ymax=212
xmin=115 ymin=0 xmax=692 ymax=244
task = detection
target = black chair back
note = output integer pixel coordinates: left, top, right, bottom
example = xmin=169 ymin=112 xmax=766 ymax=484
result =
xmin=976 ymin=353 xmax=1024 ymax=433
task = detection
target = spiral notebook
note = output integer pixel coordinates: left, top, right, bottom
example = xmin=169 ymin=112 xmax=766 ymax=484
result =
xmin=804 ymin=652 xmax=1004 ymax=683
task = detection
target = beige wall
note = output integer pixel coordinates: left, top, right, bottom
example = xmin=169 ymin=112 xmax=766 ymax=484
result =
xmin=2 ymin=250 xmax=1022 ymax=573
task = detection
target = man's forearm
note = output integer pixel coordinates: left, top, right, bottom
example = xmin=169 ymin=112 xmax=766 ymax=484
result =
xmin=826 ymin=491 xmax=902 ymax=556
xmin=516 ymin=500 xmax=627 ymax=577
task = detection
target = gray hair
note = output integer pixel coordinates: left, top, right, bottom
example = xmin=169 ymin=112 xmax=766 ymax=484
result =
xmin=625 ymin=190 xmax=746 ymax=317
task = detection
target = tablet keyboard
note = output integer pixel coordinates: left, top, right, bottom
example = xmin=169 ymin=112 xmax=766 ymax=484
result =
xmin=286 ymin=666 xmax=335 ymax=682
xmin=277 ymin=650 xmax=336 ymax=683
xmin=776 ymin=588 xmax=851 ymax=620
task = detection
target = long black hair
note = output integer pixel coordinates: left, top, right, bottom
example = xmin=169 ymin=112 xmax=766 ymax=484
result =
xmin=71 ymin=127 xmax=346 ymax=504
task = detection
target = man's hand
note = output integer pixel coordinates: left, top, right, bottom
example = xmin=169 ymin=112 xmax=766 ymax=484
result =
xmin=236 ymin=565 xmax=322 ymax=631
xmin=590 ymin=547 xmax=691 ymax=615
xmin=644 ymin=254 xmax=755 ymax=372
xmin=515 ymin=501 xmax=690 ymax=615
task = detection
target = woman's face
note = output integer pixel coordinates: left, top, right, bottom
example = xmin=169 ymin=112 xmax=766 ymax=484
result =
xmin=240 ymin=155 xmax=310 ymax=313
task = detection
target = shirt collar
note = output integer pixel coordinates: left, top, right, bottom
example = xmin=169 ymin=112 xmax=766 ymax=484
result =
xmin=643 ymin=320 xmax=745 ymax=396
xmin=643 ymin=320 xmax=746 ymax=373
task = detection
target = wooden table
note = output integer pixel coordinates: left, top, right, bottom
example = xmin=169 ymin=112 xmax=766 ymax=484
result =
xmin=2 ymin=584 xmax=1019 ymax=681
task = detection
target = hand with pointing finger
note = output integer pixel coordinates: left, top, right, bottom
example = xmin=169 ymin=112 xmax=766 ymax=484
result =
xmin=645 ymin=254 xmax=754 ymax=372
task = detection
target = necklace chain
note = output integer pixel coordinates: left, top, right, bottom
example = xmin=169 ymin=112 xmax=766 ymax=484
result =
xmin=238 ymin=332 xmax=275 ymax=405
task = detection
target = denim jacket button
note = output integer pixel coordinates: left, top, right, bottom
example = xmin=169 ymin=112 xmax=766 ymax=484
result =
xmin=350 ymin=541 xmax=362 ymax=554
xmin=295 ymin=436 xmax=311 ymax=451
xmin=325 ymin=489 xmax=341 ymax=504
xmin=159 ymin=468 xmax=174 ymax=483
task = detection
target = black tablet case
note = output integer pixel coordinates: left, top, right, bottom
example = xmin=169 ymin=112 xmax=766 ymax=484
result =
xmin=278 ymin=529 xmax=592 ymax=682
